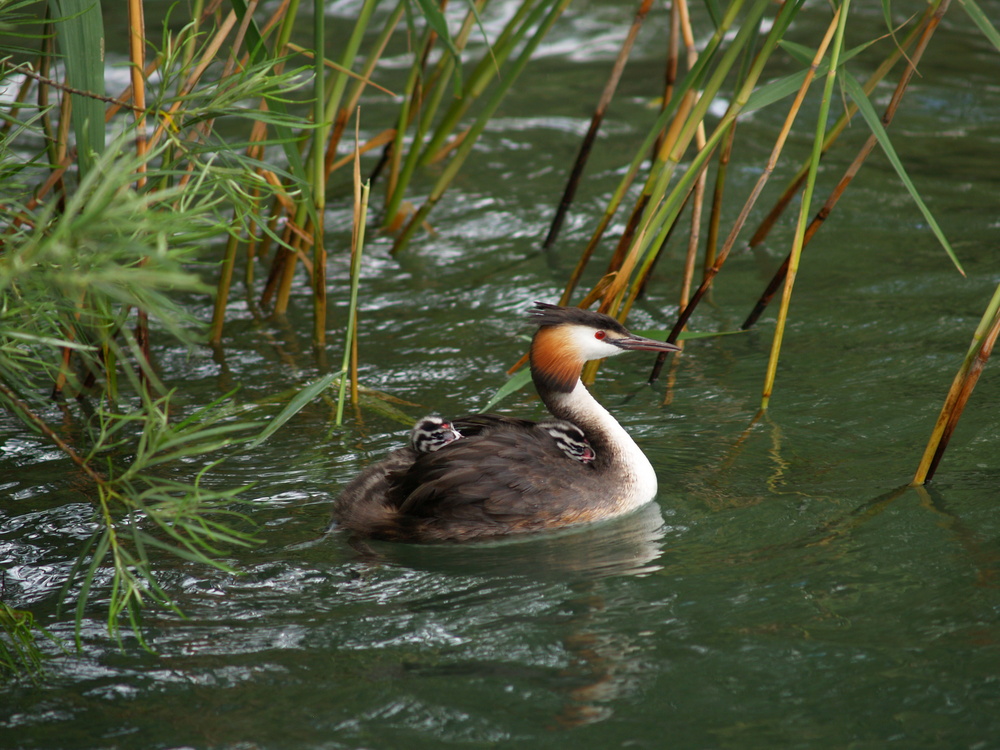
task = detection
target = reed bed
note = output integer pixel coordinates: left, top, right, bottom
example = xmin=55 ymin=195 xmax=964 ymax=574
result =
xmin=1 ymin=0 xmax=998 ymax=672
xmin=536 ymin=0 xmax=996 ymax=487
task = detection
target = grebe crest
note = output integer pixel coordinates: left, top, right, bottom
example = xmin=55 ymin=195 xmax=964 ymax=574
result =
xmin=332 ymin=302 xmax=681 ymax=543
xmin=410 ymin=416 xmax=462 ymax=453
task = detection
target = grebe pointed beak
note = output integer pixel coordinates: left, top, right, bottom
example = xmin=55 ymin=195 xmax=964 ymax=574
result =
xmin=611 ymin=333 xmax=682 ymax=353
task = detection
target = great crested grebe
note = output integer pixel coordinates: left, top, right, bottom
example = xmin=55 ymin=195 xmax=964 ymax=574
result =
xmin=332 ymin=302 xmax=681 ymax=542
xmin=413 ymin=415 xmax=595 ymax=464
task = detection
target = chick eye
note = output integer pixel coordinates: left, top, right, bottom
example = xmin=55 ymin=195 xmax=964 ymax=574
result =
xmin=594 ymin=331 xmax=606 ymax=340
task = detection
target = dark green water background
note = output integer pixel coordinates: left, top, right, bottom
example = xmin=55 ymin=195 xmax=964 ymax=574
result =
xmin=3 ymin=1 xmax=1000 ymax=748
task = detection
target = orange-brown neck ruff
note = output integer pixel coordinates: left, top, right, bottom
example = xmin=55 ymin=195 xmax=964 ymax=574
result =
xmin=530 ymin=326 xmax=584 ymax=394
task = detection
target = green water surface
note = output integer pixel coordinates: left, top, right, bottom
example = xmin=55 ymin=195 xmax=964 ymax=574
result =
xmin=3 ymin=2 xmax=1000 ymax=748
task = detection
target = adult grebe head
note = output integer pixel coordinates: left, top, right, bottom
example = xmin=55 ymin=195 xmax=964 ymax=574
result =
xmin=528 ymin=302 xmax=680 ymax=394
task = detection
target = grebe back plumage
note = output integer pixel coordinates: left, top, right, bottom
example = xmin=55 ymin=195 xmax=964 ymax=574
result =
xmin=332 ymin=303 xmax=680 ymax=542
xmin=413 ymin=415 xmax=595 ymax=464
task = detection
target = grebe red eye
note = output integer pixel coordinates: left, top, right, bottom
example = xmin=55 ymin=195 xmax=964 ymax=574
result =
xmin=594 ymin=330 xmax=606 ymax=340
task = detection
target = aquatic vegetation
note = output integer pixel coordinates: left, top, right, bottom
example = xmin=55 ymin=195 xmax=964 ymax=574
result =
xmin=1 ymin=0 xmax=998 ymax=677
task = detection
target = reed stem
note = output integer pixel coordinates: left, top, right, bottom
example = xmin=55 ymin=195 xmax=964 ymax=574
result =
xmin=312 ymin=0 xmax=328 ymax=348
xmin=761 ymin=2 xmax=849 ymax=410
xmin=417 ymin=0 xmax=535 ymax=167
xmin=391 ymin=0 xmax=573 ymax=255
xmin=541 ymin=0 xmax=654 ymax=251
xmin=559 ymin=0 xmax=742 ymax=304
xmin=338 ymin=119 xmax=371 ymax=425
xmin=646 ymin=0 xmax=836 ymax=383
xmin=913 ymin=282 xmax=1000 ymax=484
xmin=741 ymin=1 xmax=942 ymax=330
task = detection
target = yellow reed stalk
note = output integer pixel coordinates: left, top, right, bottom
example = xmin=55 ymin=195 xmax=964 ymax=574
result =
xmin=741 ymin=1 xmax=945 ymax=331
xmin=722 ymin=11 xmax=843 ymax=282
xmin=557 ymin=0 xmax=747 ymax=306
xmin=675 ymin=0 xmax=706 ymax=336
xmin=620 ymin=0 xmax=783 ymax=330
xmin=337 ymin=112 xmax=370 ymax=425
xmin=124 ymin=6 xmax=145 ymax=159
xmin=322 ymin=0 xmax=404 ymax=185
xmin=602 ymin=89 xmax=697 ymax=275
xmin=761 ymin=3 xmax=848 ymax=409
xmin=210 ymin=231 xmax=241 ymax=346
xmin=744 ymin=3 xmax=938 ymax=253
xmin=703 ymin=124 xmax=737 ymax=278
xmin=541 ymin=0 xmax=654 ymax=250
xmin=127 ymin=0 xmax=152 ymax=380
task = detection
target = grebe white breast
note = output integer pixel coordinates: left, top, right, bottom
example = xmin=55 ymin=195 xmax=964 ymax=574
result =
xmin=332 ymin=302 xmax=680 ymax=542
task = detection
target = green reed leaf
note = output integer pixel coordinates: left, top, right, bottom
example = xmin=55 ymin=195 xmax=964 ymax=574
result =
xmin=49 ymin=0 xmax=106 ymax=175
xmin=746 ymin=39 xmax=873 ymax=112
xmin=249 ymin=372 xmax=339 ymax=448
xmin=481 ymin=367 xmax=532 ymax=412
xmin=844 ymin=71 xmax=963 ymax=275
xmin=959 ymin=0 xmax=1000 ymax=52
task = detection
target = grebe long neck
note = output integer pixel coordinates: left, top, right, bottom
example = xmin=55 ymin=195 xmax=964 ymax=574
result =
xmin=530 ymin=329 xmax=658 ymax=511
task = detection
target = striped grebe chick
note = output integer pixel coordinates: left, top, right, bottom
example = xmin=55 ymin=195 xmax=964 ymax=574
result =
xmin=536 ymin=419 xmax=595 ymax=464
xmin=413 ymin=415 xmax=595 ymax=465
xmin=410 ymin=416 xmax=462 ymax=454
xmin=332 ymin=302 xmax=680 ymax=542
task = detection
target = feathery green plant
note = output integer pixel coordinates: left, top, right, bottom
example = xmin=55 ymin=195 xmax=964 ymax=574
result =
xmin=3 ymin=0 xmax=517 ymax=674
xmin=0 ymin=9 xmax=316 ymax=663
xmin=0 ymin=603 xmax=47 ymax=679
xmin=0 ymin=140 xmax=268 ymax=650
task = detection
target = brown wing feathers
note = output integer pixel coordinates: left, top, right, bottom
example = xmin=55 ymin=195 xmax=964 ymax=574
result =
xmin=383 ymin=428 xmax=593 ymax=537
